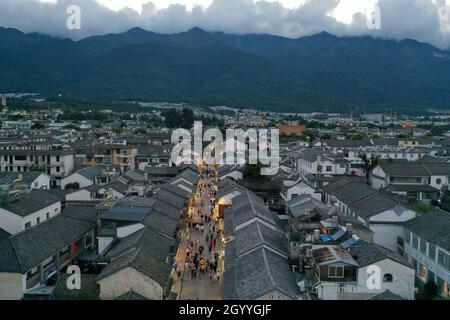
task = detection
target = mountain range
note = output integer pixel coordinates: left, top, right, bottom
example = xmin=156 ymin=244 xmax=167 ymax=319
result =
xmin=1 ymin=26 xmax=450 ymax=111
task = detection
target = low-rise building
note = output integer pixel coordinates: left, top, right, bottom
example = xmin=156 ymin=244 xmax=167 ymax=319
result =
xmin=0 ymin=190 xmax=63 ymax=235
xmin=402 ymin=210 xmax=450 ymax=298
xmin=0 ymin=210 xmax=96 ymax=299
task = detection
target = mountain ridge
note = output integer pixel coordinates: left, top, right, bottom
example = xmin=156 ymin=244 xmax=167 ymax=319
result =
xmin=1 ymin=26 xmax=450 ymax=111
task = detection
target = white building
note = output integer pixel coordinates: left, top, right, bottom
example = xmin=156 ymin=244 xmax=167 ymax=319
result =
xmin=310 ymin=243 xmax=415 ymax=300
xmin=0 ymin=190 xmax=62 ymax=235
xmin=0 ymin=149 xmax=74 ymax=187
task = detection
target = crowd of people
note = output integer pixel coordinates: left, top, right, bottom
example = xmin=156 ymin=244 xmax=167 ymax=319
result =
xmin=178 ymin=165 xmax=223 ymax=283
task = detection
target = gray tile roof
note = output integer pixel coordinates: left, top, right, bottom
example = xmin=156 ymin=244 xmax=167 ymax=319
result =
xmin=0 ymin=190 xmax=63 ymax=217
xmin=170 ymin=169 xmax=198 ymax=185
xmin=0 ymin=149 xmax=73 ymax=156
xmin=233 ymin=222 xmax=288 ymax=257
xmin=348 ymin=192 xmax=408 ymax=218
xmin=0 ymin=171 xmax=45 ymax=184
xmin=106 ymin=227 xmax=174 ymax=261
xmin=0 ymin=227 xmax=11 ymax=240
xmin=349 ymin=242 xmax=413 ymax=268
xmin=75 ymin=165 xmax=106 ymax=181
xmin=52 ymin=274 xmax=99 ymax=300
xmin=217 ymin=179 xmax=246 ymax=198
xmin=322 ymin=178 xmax=377 ymax=205
xmin=368 ymin=290 xmax=404 ymax=300
xmin=101 ymin=205 xmax=152 ymax=222
xmin=115 ymin=290 xmax=149 ymax=300
xmin=142 ymin=210 xmax=179 ymax=238
xmin=231 ymin=190 xmax=278 ymax=228
xmin=0 ymin=215 xmax=95 ymax=273
xmin=403 ymin=209 xmax=450 ymax=251
xmin=223 ymin=247 xmax=299 ymax=300
xmin=286 ymin=195 xmax=329 ymax=218
xmin=144 ymin=166 xmax=179 ymax=176
xmin=106 ymin=180 xmax=128 ymax=194
xmin=97 ymin=247 xmax=172 ymax=288
xmin=389 ymin=184 xmax=440 ymax=193
xmin=62 ymin=206 xmax=98 ymax=224
xmin=379 ymin=162 xmax=431 ymax=177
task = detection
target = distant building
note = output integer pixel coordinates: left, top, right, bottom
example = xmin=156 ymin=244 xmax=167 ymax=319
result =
xmin=0 ymin=149 xmax=74 ymax=187
xmin=1 ymin=95 xmax=7 ymax=113
xmin=0 ymin=171 xmax=50 ymax=199
xmin=278 ymin=124 xmax=306 ymax=136
xmin=361 ymin=114 xmax=383 ymax=123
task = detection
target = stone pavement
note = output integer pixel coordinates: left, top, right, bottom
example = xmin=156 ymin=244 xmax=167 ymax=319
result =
xmin=176 ymin=169 xmax=224 ymax=300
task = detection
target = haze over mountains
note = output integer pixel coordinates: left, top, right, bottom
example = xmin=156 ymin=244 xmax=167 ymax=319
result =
xmin=1 ymin=26 xmax=450 ymax=111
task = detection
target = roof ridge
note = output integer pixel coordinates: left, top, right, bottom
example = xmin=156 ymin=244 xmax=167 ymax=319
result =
xmin=10 ymin=238 xmax=25 ymax=273
xmin=261 ymin=248 xmax=276 ymax=289
xmin=421 ymin=163 xmax=432 ymax=175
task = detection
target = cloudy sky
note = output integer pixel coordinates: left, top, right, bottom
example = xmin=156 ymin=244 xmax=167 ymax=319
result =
xmin=2 ymin=0 xmax=450 ymax=49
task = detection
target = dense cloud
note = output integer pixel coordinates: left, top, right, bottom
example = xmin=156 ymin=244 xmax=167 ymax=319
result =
xmin=1 ymin=0 xmax=450 ymax=49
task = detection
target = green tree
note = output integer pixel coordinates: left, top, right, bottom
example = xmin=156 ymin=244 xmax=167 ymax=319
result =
xmin=359 ymin=153 xmax=380 ymax=179
xmin=242 ymin=163 xmax=266 ymax=181
xmin=31 ymin=123 xmax=45 ymax=130
xmin=164 ymin=108 xmax=181 ymax=128
xmin=181 ymin=108 xmax=194 ymax=129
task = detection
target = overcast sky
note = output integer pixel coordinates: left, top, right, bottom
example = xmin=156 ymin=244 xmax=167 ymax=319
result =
xmin=2 ymin=0 xmax=450 ymax=49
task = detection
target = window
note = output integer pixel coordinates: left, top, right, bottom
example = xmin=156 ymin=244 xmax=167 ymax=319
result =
xmin=328 ymin=266 xmax=344 ymax=278
xmin=14 ymin=155 xmax=27 ymax=161
xmin=419 ymin=239 xmax=427 ymax=254
xmin=326 ymin=166 xmax=332 ymax=172
xmin=436 ymin=178 xmax=442 ymax=185
xmin=56 ymin=166 xmax=60 ymax=173
xmin=46 ymin=212 xmax=50 ymax=220
xmin=428 ymin=244 xmax=436 ymax=261
xmin=405 ymin=230 xmax=411 ymax=245
xmin=36 ymin=217 xmax=40 ymax=224
xmin=383 ymin=274 xmax=393 ymax=282
xmin=412 ymin=234 xmax=419 ymax=249
xmin=24 ymin=222 xmax=31 ymax=229
xmin=437 ymin=250 xmax=450 ymax=272
xmin=56 ymin=156 xmax=60 ymax=162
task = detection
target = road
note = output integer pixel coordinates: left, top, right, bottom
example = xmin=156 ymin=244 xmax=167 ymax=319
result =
xmin=173 ymin=167 xmax=224 ymax=300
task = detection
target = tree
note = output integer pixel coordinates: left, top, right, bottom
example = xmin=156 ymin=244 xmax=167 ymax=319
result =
xmin=164 ymin=108 xmax=181 ymax=128
xmin=31 ymin=123 xmax=45 ymax=130
xmin=430 ymin=126 xmax=444 ymax=137
xmin=181 ymin=108 xmax=194 ymax=129
xmin=133 ymin=128 xmax=146 ymax=134
xmin=359 ymin=153 xmax=380 ymax=179
xmin=65 ymin=182 xmax=80 ymax=190
xmin=242 ymin=163 xmax=266 ymax=181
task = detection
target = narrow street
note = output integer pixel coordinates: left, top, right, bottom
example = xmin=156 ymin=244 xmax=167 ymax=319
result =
xmin=172 ymin=165 xmax=224 ymax=300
